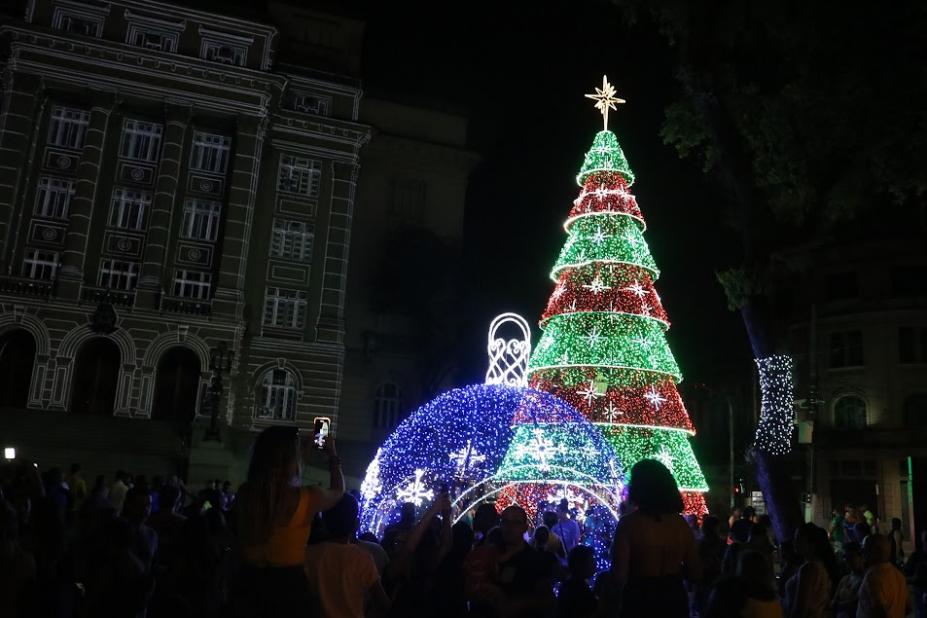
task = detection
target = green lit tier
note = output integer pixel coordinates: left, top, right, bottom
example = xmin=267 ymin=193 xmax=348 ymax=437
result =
xmin=602 ymin=425 xmax=709 ymax=492
xmin=529 ymin=312 xmax=682 ymax=381
xmin=551 ymin=214 xmax=658 ymax=281
xmin=577 ymin=130 xmax=635 ymax=186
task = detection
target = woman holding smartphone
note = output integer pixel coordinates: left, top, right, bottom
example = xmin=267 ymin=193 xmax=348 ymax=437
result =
xmin=231 ymin=425 xmax=343 ymax=617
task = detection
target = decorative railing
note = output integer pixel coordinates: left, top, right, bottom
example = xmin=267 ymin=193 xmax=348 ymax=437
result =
xmin=0 ymin=276 xmax=55 ymax=298
xmin=81 ymin=286 xmax=136 ymax=307
xmin=160 ymin=295 xmax=212 ymax=316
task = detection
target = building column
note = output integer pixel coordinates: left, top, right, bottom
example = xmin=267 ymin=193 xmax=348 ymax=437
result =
xmin=57 ymin=92 xmax=117 ymax=299
xmin=316 ymin=160 xmax=360 ymax=344
xmin=213 ymin=114 xmax=266 ymax=319
xmin=137 ymin=104 xmax=191 ymax=308
xmin=0 ymin=71 xmax=46 ymax=274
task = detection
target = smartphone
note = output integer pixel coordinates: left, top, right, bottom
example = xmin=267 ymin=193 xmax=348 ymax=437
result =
xmin=312 ymin=416 xmax=331 ymax=450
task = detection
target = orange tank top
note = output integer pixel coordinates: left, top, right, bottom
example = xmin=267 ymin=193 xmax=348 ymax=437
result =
xmin=242 ymin=487 xmax=314 ymax=567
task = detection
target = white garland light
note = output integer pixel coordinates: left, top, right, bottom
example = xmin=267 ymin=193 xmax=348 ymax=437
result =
xmin=754 ymin=354 xmax=795 ymax=456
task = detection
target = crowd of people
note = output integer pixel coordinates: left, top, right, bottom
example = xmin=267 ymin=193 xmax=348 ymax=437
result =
xmin=1 ymin=426 xmax=925 ymax=618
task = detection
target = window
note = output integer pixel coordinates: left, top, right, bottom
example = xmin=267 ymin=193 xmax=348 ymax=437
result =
xmin=263 ymin=288 xmax=307 ymax=329
xmin=120 ymin=119 xmax=163 ymax=162
xmin=373 ymin=382 xmax=403 ymax=430
xmin=189 ymin=132 xmax=231 ymax=175
xmin=391 ymin=177 xmax=427 ymax=222
xmin=21 ymin=249 xmax=58 ymax=280
xmin=173 ymin=270 xmax=211 ymax=299
xmin=99 ymin=259 xmax=139 ymax=290
xmin=53 ymin=11 xmax=104 ymax=37
xmin=899 ymin=327 xmax=927 ymax=364
xmin=830 ymin=331 xmax=864 ymax=368
xmin=892 ymin=267 xmax=927 ymax=297
xmin=108 ymin=187 xmax=151 ymax=230
xmin=126 ymin=26 xmax=178 ymax=52
xmin=47 ymin=106 xmax=90 ymax=149
xmin=181 ymin=199 xmax=222 ymax=242
xmin=33 ymin=176 xmax=74 ymax=219
xmin=270 ymin=219 xmax=314 ymax=261
xmin=825 ymin=272 xmax=858 ymax=301
xmin=904 ymin=394 xmax=927 ymax=428
xmin=834 ymin=396 xmax=867 ymax=430
xmin=277 ymin=155 xmax=321 ymax=198
xmin=290 ymin=92 xmax=330 ymax=116
xmin=257 ymin=369 xmax=297 ymax=421
xmin=201 ymin=40 xmax=247 ymax=67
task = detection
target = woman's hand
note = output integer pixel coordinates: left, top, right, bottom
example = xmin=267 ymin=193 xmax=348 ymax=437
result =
xmin=324 ymin=435 xmax=338 ymax=459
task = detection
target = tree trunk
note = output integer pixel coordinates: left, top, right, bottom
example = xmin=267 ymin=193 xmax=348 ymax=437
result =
xmin=739 ymin=298 xmax=804 ymax=544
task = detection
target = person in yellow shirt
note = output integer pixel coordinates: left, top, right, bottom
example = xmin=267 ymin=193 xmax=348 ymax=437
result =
xmin=856 ymin=534 xmax=911 ymax=618
xmin=231 ymin=426 xmax=344 ymax=617
xmin=67 ymin=463 xmax=88 ymax=513
xmin=304 ymin=493 xmax=390 ymax=618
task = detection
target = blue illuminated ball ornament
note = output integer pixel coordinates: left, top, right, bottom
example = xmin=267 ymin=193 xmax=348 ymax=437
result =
xmin=359 ymin=383 xmax=620 ymax=536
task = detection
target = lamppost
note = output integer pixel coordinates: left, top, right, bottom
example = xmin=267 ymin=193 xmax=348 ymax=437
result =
xmin=204 ymin=341 xmax=234 ymax=442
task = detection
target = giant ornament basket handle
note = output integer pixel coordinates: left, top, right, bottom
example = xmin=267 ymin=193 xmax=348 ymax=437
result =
xmin=484 ymin=312 xmax=532 ymax=387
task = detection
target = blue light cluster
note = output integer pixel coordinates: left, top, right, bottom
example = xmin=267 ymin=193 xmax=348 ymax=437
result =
xmin=359 ymin=383 xmax=621 ymax=539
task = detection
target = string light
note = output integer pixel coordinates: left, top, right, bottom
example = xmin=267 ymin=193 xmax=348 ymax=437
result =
xmin=576 ymin=130 xmax=635 ymax=186
xmin=568 ymin=172 xmax=644 ymax=231
xmin=528 ymin=121 xmax=708 ymax=514
xmin=358 ymin=383 xmax=622 ymax=538
xmin=542 ymin=263 xmax=669 ymax=326
xmin=530 ymin=312 xmax=682 ymax=379
xmin=754 ymin=354 xmax=795 ymax=456
xmin=551 ymin=215 xmax=658 ymax=280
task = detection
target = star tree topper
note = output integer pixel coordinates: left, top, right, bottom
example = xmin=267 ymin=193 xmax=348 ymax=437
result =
xmin=585 ymin=75 xmax=626 ymax=131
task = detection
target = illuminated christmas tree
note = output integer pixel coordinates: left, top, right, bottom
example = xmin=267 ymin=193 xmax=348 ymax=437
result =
xmin=527 ymin=76 xmax=709 ymax=514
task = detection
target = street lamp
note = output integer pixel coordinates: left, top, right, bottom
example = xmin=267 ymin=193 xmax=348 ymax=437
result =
xmin=203 ymin=341 xmax=234 ymax=442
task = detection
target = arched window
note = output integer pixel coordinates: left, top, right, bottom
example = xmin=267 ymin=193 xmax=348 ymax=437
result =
xmin=834 ymin=396 xmax=867 ymax=430
xmin=0 ymin=329 xmax=36 ymax=407
xmin=904 ymin=394 xmax=927 ymax=427
xmin=257 ymin=368 xmax=297 ymax=421
xmin=374 ymin=382 xmax=403 ymax=430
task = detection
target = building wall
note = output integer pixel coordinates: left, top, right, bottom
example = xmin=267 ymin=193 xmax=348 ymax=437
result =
xmin=337 ymin=96 xmax=478 ymax=480
xmin=0 ymin=0 xmax=370 ymax=484
xmin=778 ymin=239 xmax=927 ymax=536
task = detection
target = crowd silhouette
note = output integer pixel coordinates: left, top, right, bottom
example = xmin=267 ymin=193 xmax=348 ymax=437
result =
xmin=1 ymin=426 xmax=924 ymax=618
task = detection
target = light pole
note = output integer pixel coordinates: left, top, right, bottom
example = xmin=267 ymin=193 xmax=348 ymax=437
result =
xmin=204 ymin=341 xmax=233 ymax=442
xmin=728 ymin=395 xmax=735 ymax=510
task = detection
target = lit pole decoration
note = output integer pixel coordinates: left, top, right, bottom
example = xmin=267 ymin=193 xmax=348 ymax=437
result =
xmin=753 ymin=355 xmax=795 ymax=455
xmin=527 ymin=76 xmax=709 ymax=514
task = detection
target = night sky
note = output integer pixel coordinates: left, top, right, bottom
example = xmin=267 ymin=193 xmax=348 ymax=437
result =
xmin=358 ymin=2 xmax=753 ymax=384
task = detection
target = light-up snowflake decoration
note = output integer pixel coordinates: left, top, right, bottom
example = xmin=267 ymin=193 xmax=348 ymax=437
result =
xmin=654 ymin=445 xmax=674 ymax=472
xmin=644 ymin=386 xmax=667 ymax=411
xmin=582 ymin=275 xmax=612 ymax=294
xmin=513 ymin=428 xmax=565 ymax=472
xmin=395 ymin=469 xmax=434 ymax=507
xmin=448 ymin=439 xmax=486 ymax=477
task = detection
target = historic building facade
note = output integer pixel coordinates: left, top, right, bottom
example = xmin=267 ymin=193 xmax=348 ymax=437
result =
xmin=776 ymin=234 xmax=927 ymax=537
xmin=338 ymin=97 xmax=478 ymax=483
xmin=0 ymin=0 xmax=371 ymax=481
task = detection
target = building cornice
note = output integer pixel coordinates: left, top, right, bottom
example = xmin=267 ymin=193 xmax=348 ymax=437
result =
xmin=5 ymin=26 xmax=287 ymax=116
